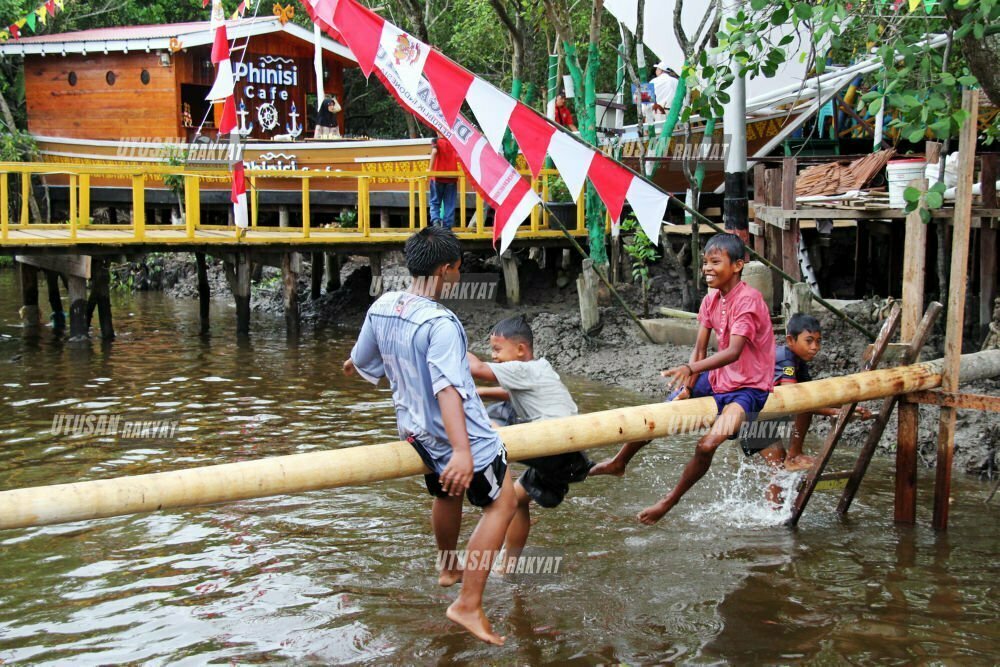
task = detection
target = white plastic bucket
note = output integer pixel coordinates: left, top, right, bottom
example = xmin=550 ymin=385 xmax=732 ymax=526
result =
xmin=887 ymin=159 xmax=926 ymax=208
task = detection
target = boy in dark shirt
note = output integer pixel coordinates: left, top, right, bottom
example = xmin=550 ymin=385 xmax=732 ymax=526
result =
xmin=740 ymin=313 xmax=873 ymax=471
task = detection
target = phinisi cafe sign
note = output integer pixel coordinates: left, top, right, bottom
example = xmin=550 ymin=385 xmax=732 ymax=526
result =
xmin=233 ymin=54 xmax=307 ymax=139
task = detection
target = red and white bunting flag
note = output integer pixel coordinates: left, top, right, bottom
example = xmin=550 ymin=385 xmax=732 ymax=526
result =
xmin=219 ymin=96 xmax=238 ymax=134
xmin=328 ymin=0 xmax=383 ymax=78
xmin=370 ymin=63 xmax=539 ymax=254
xmin=210 ymin=24 xmax=229 ymax=63
xmin=378 ymin=23 xmax=429 ymax=96
xmin=547 ymin=131 xmax=595 ymax=203
xmin=465 ymin=77 xmax=516 ymax=154
xmin=206 ymin=0 xmax=234 ymax=101
xmin=587 ymin=153 xmax=633 ymax=224
xmin=626 ymin=177 xmax=670 ymax=241
xmin=45 ymin=0 xmax=56 ymax=17
xmin=423 ymin=49 xmax=474 ymax=127
xmin=508 ymin=102 xmax=556 ymax=179
xmin=232 ymin=161 xmax=248 ymax=228
xmin=9 ymin=24 xmax=19 ymax=40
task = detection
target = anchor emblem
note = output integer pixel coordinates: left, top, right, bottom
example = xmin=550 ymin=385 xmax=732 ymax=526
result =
xmin=285 ymin=101 xmax=302 ymax=138
xmin=236 ymin=100 xmax=254 ymax=136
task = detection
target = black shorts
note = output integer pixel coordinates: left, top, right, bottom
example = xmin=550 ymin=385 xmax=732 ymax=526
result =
xmin=407 ymin=436 xmax=508 ymax=507
xmin=518 ymin=452 xmax=594 ymax=508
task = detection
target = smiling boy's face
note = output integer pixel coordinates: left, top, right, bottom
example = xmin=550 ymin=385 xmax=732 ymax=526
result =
xmin=701 ymin=248 xmax=742 ymax=289
xmin=787 ymin=329 xmax=822 ymax=362
xmin=489 ymin=335 xmax=528 ymax=363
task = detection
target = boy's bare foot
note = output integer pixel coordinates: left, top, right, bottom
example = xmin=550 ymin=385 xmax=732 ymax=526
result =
xmin=637 ymin=499 xmax=673 ymax=525
xmin=438 ymin=569 xmax=463 ymax=587
xmin=784 ymin=455 xmax=816 ymax=472
xmin=447 ymin=601 xmax=505 ymax=645
xmin=589 ymin=458 xmax=626 ymax=477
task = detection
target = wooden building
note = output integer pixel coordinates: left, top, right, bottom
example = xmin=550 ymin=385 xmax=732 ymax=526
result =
xmin=0 ymin=18 xmax=355 ymax=141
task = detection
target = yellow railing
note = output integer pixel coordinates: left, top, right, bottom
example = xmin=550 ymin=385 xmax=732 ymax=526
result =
xmin=0 ymin=162 xmax=588 ymax=245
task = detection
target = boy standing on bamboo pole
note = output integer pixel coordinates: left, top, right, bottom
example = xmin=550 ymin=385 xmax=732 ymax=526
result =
xmin=343 ymin=227 xmax=516 ymax=645
xmin=591 ymin=234 xmax=775 ymax=523
xmin=466 ymin=315 xmax=594 ymax=572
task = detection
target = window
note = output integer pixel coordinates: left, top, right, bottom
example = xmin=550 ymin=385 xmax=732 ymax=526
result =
xmin=106 ymin=71 xmax=116 ymax=86
xmin=140 ymin=69 xmax=150 ymax=85
xmin=68 ymin=71 xmax=77 ymax=86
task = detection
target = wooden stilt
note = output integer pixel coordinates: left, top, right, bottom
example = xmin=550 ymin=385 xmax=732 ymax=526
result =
xmin=18 ymin=262 xmax=40 ymax=338
xmin=67 ymin=274 xmax=87 ymax=341
xmin=839 ymin=302 xmax=942 ymax=516
xmin=195 ymin=252 xmax=210 ymax=335
xmin=282 ymin=252 xmax=301 ymax=338
xmin=380 ymin=208 xmax=391 ymax=229
xmin=325 ymin=252 xmax=341 ymax=292
xmin=933 ymin=90 xmax=979 ymax=531
xmin=780 ymin=158 xmax=801 ymax=314
xmin=501 ymin=250 xmax=520 ymax=306
xmin=88 ymin=258 xmax=114 ymax=340
xmin=369 ymin=251 xmax=382 ymax=280
xmin=752 ymin=164 xmax=767 ymax=257
xmin=44 ymin=269 xmax=65 ymax=332
xmin=895 ymin=177 xmax=929 ymax=524
xmin=979 ymin=154 xmax=997 ymax=342
xmin=787 ymin=304 xmax=901 ymax=526
xmin=310 ymin=252 xmax=324 ymax=300
xmin=278 ymin=205 xmax=290 ymax=229
xmin=577 ymin=258 xmax=600 ymax=334
xmin=224 ymin=253 xmax=251 ymax=338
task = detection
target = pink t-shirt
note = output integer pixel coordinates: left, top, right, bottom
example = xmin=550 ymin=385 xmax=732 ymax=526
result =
xmin=697 ymin=280 xmax=775 ymax=393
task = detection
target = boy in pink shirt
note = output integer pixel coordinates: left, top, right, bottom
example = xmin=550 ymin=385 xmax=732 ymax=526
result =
xmin=592 ymin=233 xmax=775 ymax=523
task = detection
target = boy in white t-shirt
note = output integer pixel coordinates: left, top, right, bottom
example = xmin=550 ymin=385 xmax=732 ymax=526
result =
xmin=467 ymin=315 xmax=593 ymax=571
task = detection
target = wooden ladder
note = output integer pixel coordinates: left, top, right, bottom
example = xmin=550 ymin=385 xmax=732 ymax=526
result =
xmin=786 ymin=301 xmax=943 ymax=526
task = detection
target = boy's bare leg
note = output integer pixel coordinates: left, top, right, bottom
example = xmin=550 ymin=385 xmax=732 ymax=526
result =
xmin=759 ymin=444 xmax=787 ymax=506
xmin=785 ymin=412 xmax=815 ymax=471
xmin=592 ymin=388 xmax=690 ymax=477
xmin=432 ymin=495 xmax=464 ymax=587
xmin=589 ymin=439 xmax=652 ymax=477
xmin=496 ymin=482 xmax=532 ymax=572
xmin=447 ymin=468 xmax=517 ymax=645
xmin=638 ymin=403 xmax=746 ymax=524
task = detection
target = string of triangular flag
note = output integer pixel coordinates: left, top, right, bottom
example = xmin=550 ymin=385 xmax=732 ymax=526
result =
xmin=2 ymin=0 xmax=62 ymax=42
xmin=205 ymin=0 xmax=248 ymax=229
xmin=301 ymin=0 xmax=670 ymax=251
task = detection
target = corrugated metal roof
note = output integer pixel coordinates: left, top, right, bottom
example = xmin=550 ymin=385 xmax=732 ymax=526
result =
xmin=0 ymin=18 xmax=355 ymax=62
xmin=7 ymin=21 xmax=213 ymax=44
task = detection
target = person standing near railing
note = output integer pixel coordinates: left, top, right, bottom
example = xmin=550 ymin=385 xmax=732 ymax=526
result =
xmin=429 ymin=134 xmax=459 ymax=229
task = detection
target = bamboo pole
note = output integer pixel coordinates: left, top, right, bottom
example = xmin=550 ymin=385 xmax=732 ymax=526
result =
xmin=1 ymin=351 xmax=998 ymax=532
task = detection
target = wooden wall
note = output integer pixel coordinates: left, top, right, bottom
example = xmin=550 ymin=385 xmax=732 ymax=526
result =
xmin=22 ymin=33 xmax=350 ymax=142
xmin=24 ymin=52 xmax=181 ymax=140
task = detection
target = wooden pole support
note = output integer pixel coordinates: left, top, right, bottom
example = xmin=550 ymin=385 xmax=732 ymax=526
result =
xmin=196 ymin=252 xmax=210 ymax=335
xmin=67 ymin=274 xmax=88 ymax=341
xmin=933 ymin=89 xmax=979 ymax=531
xmin=283 ymin=252 xmax=301 ymax=338
xmin=501 ymin=250 xmax=520 ymax=306
xmin=1 ymin=350 xmax=999 ymax=531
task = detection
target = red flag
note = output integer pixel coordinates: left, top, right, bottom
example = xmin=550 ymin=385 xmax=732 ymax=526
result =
xmin=423 ymin=49 xmax=474 ymax=127
xmin=231 ymin=161 xmax=248 ymax=228
xmin=203 ymin=0 xmax=210 ymax=7
xmin=219 ymin=96 xmax=237 ymax=134
xmin=508 ymin=103 xmax=557 ymax=179
xmin=211 ymin=24 xmax=229 ymax=64
xmin=45 ymin=1 xmax=56 ymax=17
xmin=587 ymin=153 xmax=633 ymax=223
xmin=329 ymin=0 xmax=384 ymax=78
xmin=9 ymin=24 xmax=19 ymax=39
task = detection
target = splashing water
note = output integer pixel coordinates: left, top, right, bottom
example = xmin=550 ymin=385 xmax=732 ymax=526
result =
xmin=688 ymin=455 xmax=805 ymax=528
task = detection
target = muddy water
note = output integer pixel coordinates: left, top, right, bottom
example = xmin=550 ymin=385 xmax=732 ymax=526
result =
xmin=0 ymin=269 xmax=997 ymax=665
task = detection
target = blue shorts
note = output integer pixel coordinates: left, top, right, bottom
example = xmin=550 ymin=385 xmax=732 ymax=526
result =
xmin=667 ymin=373 xmax=770 ymax=440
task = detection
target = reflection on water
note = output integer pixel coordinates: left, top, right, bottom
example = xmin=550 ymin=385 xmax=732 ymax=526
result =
xmin=0 ymin=269 xmax=997 ymax=664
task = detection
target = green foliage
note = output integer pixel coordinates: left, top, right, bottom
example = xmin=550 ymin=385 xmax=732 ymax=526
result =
xmin=690 ymin=0 xmax=1000 ymax=143
xmin=903 ymin=180 xmax=948 ymax=224
xmin=336 ymin=207 xmax=358 ymax=228
xmin=621 ymin=214 xmax=659 ymax=316
xmin=546 ymin=175 xmax=572 ymax=203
